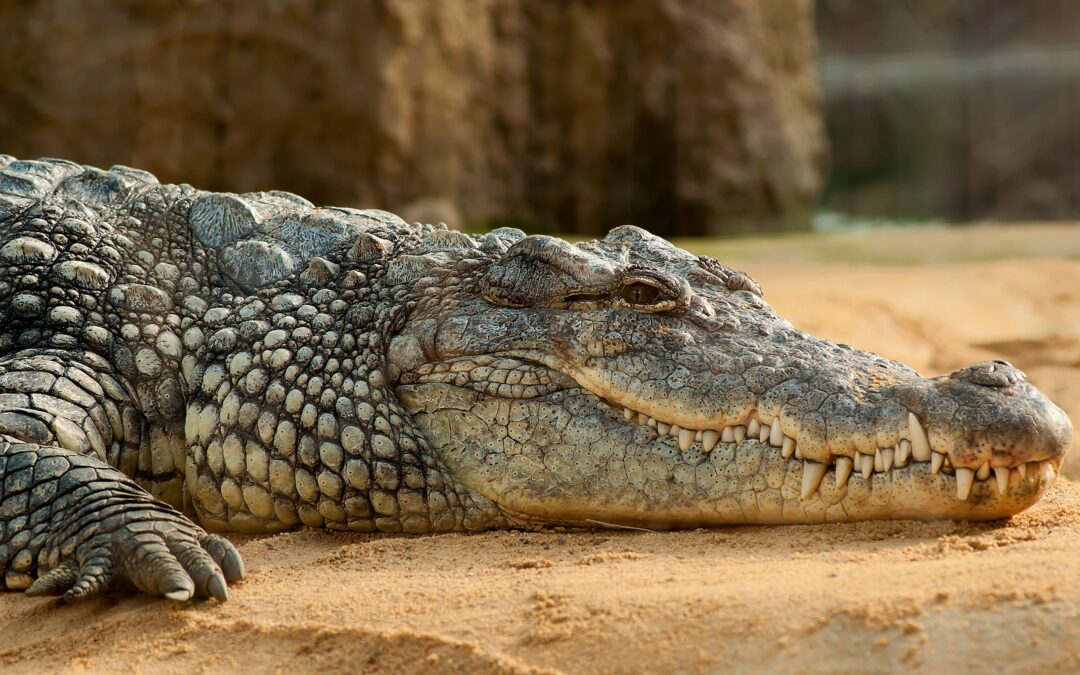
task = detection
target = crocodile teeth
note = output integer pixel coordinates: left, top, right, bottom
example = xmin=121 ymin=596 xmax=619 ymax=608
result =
xmin=873 ymin=449 xmax=884 ymax=473
xmin=1043 ymin=461 xmax=1056 ymax=481
xmin=638 ymin=413 xmax=649 ymax=426
xmin=769 ymin=419 xmax=784 ymax=447
xmin=624 ymin=408 xmax=635 ymax=421
xmin=758 ymin=421 xmax=770 ymax=444
xmin=702 ymin=430 xmax=720 ymax=452
xmin=994 ymin=467 xmax=1009 ymax=494
xmin=956 ymin=468 xmax=974 ymax=500
xmin=669 ymin=424 xmax=682 ymax=439
xmin=976 ymin=462 xmax=990 ymax=480
xmin=908 ymin=413 xmax=932 ymax=461
xmin=881 ymin=447 xmax=894 ymax=472
xmin=931 ymin=451 xmax=945 ymax=474
xmin=747 ymin=419 xmax=761 ymax=437
xmin=895 ymin=439 xmax=911 ymax=467
xmin=695 ymin=429 xmax=704 ymax=442
xmin=781 ymin=437 xmax=796 ymax=459
xmin=835 ymin=457 xmax=853 ymax=487
xmin=678 ymin=428 xmax=695 ymax=451
xmin=721 ymin=427 xmax=735 ymax=443
xmin=656 ymin=422 xmax=671 ymax=435
xmin=794 ymin=446 xmax=804 ymax=460
xmin=1017 ymin=462 xmax=1027 ymax=478
xmin=860 ymin=454 xmax=874 ymax=480
xmin=801 ymin=462 xmax=827 ymax=499
xmin=646 ymin=417 xmax=658 ymax=428
xmin=733 ymin=426 xmax=747 ymax=443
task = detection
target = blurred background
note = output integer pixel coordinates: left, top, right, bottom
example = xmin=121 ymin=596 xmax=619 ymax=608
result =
xmin=1 ymin=1 xmax=1078 ymax=465
xmin=819 ymin=0 xmax=1080 ymax=226
xmin=3 ymin=0 xmax=1079 ymax=235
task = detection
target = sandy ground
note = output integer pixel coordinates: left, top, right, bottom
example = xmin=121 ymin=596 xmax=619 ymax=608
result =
xmin=2 ymin=224 xmax=1079 ymax=674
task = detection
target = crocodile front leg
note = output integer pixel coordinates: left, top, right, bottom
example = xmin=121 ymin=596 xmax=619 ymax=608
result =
xmin=0 ymin=352 xmax=243 ymax=601
xmin=0 ymin=439 xmax=242 ymax=601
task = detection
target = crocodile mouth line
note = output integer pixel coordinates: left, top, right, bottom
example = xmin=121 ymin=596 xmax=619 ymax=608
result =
xmin=610 ymin=400 xmax=1061 ymax=502
xmin=402 ymin=355 xmax=1061 ymax=503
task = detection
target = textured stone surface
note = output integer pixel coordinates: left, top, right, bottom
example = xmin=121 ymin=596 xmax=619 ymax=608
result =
xmin=0 ymin=0 xmax=823 ymax=235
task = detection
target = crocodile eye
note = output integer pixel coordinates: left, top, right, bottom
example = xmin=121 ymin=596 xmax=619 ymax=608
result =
xmin=613 ymin=269 xmax=685 ymax=312
xmin=619 ymin=282 xmax=662 ymax=306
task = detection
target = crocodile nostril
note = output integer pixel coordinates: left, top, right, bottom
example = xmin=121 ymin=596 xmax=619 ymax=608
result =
xmin=949 ymin=361 xmax=1026 ymax=388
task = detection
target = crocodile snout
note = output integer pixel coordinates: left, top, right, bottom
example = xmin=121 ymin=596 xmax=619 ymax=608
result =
xmin=900 ymin=360 xmax=1072 ymax=480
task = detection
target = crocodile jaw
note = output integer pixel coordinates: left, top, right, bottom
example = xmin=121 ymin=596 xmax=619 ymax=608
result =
xmin=398 ymin=370 xmax=1066 ymax=527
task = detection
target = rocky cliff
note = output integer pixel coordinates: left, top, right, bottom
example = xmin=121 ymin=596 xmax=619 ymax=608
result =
xmin=0 ymin=0 xmax=824 ymax=235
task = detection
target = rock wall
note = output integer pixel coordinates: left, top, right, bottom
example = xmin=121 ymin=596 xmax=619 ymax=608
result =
xmin=0 ymin=0 xmax=824 ymax=235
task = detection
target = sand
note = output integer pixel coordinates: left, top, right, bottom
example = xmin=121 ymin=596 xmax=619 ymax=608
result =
xmin=2 ymin=225 xmax=1079 ymax=674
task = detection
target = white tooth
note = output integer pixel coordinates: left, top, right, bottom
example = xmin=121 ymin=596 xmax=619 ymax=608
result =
xmin=702 ymin=430 xmax=720 ymax=452
xmin=860 ymin=454 xmax=874 ymax=480
xmin=1043 ymin=461 xmax=1056 ymax=481
xmin=956 ymin=468 xmax=974 ymax=500
xmin=931 ymin=451 xmax=945 ymax=474
xmin=747 ymin=419 xmax=761 ymax=436
xmin=637 ymin=413 xmax=649 ymax=426
xmin=781 ymin=437 xmax=796 ymax=459
xmin=873 ymin=449 xmax=884 ymax=473
xmin=657 ymin=422 xmax=671 ymax=435
xmin=801 ymin=462 xmax=827 ymax=499
xmin=994 ymin=467 xmax=1009 ymax=494
xmin=1017 ymin=462 xmax=1027 ymax=478
xmin=794 ymin=447 xmax=804 ymax=460
xmin=835 ymin=457 xmax=853 ymax=487
xmin=678 ymin=428 xmax=695 ymax=451
xmin=624 ymin=408 xmax=635 ymax=421
xmin=895 ymin=439 xmax=911 ymax=466
xmin=669 ymin=424 xmax=682 ymax=438
xmin=647 ymin=417 xmax=658 ymax=428
xmin=734 ymin=426 xmax=747 ymax=443
xmin=882 ymin=447 xmax=894 ymax=472
xmin=769 ymin=419 xmax=783 ymax=447
xmin=759 ymin=424 xmax=770 ymax=444
xmin=721 ymin=427 xmax=735 ymax=443
xmin=908 ymin=413 xmax=931 ymax=461
xmin=976 ymin=462 xmax=990 ymax=481
xmin=695 ymin=429 xmax=704 ymax=442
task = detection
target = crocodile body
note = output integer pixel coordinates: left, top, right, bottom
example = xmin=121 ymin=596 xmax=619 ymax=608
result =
xmin=0 ymin=156 xmax=1071 ymax=602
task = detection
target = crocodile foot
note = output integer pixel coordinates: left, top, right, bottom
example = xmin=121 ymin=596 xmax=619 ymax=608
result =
xmin=6 ymin=447 xmax=245 ymax=603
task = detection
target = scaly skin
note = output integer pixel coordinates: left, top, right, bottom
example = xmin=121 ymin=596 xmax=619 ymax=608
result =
xmin=0 ymin=157 xmax=1071 ymax=603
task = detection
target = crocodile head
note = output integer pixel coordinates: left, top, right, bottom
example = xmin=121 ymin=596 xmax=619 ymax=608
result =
xmin=389 ymin=226 xmax=1072 ymax=527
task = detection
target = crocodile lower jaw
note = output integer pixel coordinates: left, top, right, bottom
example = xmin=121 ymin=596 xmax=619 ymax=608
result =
xmin=616 ymin=402 xmax=1060 ymax=502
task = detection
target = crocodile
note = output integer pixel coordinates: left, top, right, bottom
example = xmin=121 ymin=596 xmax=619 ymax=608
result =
xmin=0 ymin=156 xmax=1071 ymax=604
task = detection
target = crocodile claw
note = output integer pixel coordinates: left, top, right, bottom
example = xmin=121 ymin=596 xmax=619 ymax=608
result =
xmin=26 ymin=519 xmax=244 ymax=604
xmin=5 ymin=446 xmax=247 ymax=604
